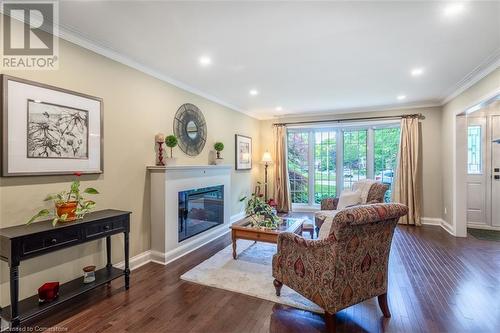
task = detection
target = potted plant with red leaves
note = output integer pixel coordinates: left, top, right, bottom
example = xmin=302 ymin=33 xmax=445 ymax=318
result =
xmin=27 ymin=172 xmax=100 ymax=226
xmin=239 ymin=182 xmax=279 ymax=229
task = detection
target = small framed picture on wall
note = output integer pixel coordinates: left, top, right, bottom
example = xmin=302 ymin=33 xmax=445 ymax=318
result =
xmin=235 ymin=134 xmax=252 ymax=170
xmin=1 ymin=75 xmax=103 ymax=176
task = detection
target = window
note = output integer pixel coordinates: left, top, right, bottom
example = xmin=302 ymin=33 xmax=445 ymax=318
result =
xmin=314 ymin=130 xmax=337 ymax=204
xmin=374 ymin=127 xmax=401 ymax=201
xmin=288 ymin=130 xmax=309 ymax=204
xmin=287 ymin=123 xmax=400 ymax=206
xmin=467 ymin=125 xmax=482 ymax=174
xmin=343 ymin=130 xmax=367 ymax=189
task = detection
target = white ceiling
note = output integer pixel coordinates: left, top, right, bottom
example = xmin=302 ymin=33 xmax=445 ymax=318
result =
xmin=58 ymin=1 xmax=500 ymax=119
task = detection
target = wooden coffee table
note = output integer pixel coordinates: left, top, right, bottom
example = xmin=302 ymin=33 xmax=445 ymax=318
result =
xmin=230 ymin=217 xmax=306 ymax=259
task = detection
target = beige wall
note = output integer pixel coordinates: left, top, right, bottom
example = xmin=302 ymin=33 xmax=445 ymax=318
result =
xmin=260 ymin=106 xmax=443 ymax=219
xmin=0 ymin=39 xmax=261 ymax=305
xmin=441 ymin=68 xmax=500 ymax=229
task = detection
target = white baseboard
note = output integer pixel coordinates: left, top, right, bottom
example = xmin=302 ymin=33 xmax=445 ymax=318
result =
xmin=421 ymin=217 xmax=455 ymax=236
xmin=114 ymin=250 xmax=152 ymax=271
xmin=115 ymin=211 xmax=245 ymax=270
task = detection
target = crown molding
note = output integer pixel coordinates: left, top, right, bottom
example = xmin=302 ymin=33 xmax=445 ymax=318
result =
xmin=55 ymin=24 xmax=261 ymax=120
xmin=267 ymin=100 xmax=442 ymax=120
xmin=441 ymin=49 xmax=500 ymax=105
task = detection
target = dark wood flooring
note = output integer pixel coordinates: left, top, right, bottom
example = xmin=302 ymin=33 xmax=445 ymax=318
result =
xmin=21 ymin=217 xmax=500 ymax=333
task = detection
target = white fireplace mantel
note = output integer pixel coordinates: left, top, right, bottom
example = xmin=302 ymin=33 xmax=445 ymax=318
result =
xmin=147 ymin=164 xmax=232 ymax=265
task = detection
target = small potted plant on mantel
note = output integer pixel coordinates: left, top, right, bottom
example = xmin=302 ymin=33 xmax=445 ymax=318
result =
xmin=214 ymin=142 xmax=224 ymax=165
xmin=165 ymin=135 xmax=178 ymax=166
xmin=27 ymin=172 xmax=99 ymax=226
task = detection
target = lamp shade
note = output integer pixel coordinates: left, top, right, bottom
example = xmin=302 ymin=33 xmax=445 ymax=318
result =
xmin=261 ymin=151 xmax=273 ymax=163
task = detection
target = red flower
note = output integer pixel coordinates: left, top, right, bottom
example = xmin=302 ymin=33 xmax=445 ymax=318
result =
xmin=74 ymin=172 xmax=82 ymax=177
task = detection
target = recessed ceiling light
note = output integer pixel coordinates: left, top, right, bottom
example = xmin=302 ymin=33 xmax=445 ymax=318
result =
xmin=397 ymin=95 xmax=407 ymax=101
xmin=443 ymin=3 xmax=465 ymax=17
xmin=275 ymin=106 xmax=283 ymax=111
xmin=198 ymin=56 xmax=212 ymax=66
xmin=411 ymin=68 xmax=424 ymax=76
xmin=249 ymin=89 xmax=259 ymax=96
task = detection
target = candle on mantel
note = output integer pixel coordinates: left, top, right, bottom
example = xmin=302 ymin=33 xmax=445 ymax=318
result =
xmin=155 ymin=133 xmax=165 ymax=143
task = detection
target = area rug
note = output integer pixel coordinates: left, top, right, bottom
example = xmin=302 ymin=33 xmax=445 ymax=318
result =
xmin=468 ymin=228 xmax=500 ymax=242
xmin=180 ymin=240 xmax=323 ymax=313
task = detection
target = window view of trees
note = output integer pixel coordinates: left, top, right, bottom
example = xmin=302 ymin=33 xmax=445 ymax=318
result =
xmin=314 ymin=131 xmax=336 ymax=204
xmin=374 ymin=127 xmax=401 ymax=202
xmin=288 ymin=131 xmax=309 ymax=204
xmin=287 ymin=124 xmax=400 ymax=205
xmin=343 ymin=130 xmax=367 ymax=189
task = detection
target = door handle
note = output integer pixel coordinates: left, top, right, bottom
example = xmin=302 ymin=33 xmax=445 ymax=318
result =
xmin=495 ymin=175 xmax=500 ymax=180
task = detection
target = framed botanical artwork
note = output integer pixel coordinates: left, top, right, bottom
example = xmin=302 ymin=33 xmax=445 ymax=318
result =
xmin=1 ymin=75 xmax=103 ymax=176
xmin=235 ymin=134 xmax=252 ymax=170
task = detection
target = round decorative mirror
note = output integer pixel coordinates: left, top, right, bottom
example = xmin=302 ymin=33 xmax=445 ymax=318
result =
xmin=173 ymin=103 xmax=207 ymax=156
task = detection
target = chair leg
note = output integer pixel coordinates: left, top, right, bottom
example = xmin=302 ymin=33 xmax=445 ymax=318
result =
xmin=273 ymin=279 xmax=283 ymax=296
xmin=378 ymin=293 xmax=391 ymax=318
xmin=324 ymin=312 xmax=336 ymax=333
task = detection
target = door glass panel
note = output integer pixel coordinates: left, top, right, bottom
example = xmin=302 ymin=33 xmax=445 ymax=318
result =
xmin=314 ymin=130 xmax=336 ymax=204
xmin=374 ymin=127 xmax=401 ymax=202
xmin=287 ymin=131 xmax=309 ymax=204
xmin=467 ymin=125 xmax=482 ymax=174
xmin=343 ymin=130 xmax=367 ymax=189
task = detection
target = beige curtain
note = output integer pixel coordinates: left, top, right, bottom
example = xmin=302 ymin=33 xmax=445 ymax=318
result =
xmin=393 ymin=116 xmax=422 ymax=225
xmin=273 ymin=125 xmax=291 ymax=213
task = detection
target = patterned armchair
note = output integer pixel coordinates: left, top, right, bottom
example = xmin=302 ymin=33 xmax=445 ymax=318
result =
xmin=272 ymin=203 xmax=408 ymax=332
xmin=315 ymin=181 xmax=389 ymax=232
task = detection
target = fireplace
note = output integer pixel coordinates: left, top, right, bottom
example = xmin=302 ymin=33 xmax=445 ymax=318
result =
xmin=178 ymin=185 xmax=224 ymax=242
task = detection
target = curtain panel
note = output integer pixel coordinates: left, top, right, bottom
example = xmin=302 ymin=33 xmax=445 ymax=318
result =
xmin=273 ymin=125 xmax=291 ymax=212
xmin=393 ymin=116 xmax=422 ymax=225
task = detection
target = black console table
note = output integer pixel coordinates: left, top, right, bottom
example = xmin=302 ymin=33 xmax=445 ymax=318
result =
xmin=0 ymin=209 xmax=131 ymax=329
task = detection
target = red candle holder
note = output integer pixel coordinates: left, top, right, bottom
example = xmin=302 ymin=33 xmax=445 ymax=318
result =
xmin=38 ymin=282 xmax=59 ymax=303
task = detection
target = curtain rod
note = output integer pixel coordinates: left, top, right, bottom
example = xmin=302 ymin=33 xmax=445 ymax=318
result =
xmin=272 ymin=113 xmax=425 ymax=126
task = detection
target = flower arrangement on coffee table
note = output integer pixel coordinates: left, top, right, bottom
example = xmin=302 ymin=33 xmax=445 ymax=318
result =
xmin=27 ymin=172 xmax=99 ymax=226
xmin=240 ymin=183 xmax=280 ymax=229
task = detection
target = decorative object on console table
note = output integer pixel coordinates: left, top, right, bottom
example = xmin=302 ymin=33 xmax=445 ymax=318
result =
xmin=83 ymin=265 xmax=96 ymax=283
xmin=214 ymin=142 xmax=224 ymax=165
xmin=0 ymin=209 xmax=131 ymax=329
xmin=1 ymin=75 xmax=103 ymax=176
xmin=164 ymin=135 xmax=178 ymax=165
xmin=261 ymin=150 xmax=273 ymax=201
xmin=27 ymin=172 xmax=99 ymax=226
xmin=173 ymin=103 xmax=207 ymax=156
xmin=155 ymin=133 xmax=165 ymax=166
xmin=235 ymin=134 xmax=252 ymax=170
xmin=38 ymin=282 xmax=59 ymax=303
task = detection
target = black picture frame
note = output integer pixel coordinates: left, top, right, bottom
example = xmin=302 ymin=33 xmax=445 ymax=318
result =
xmin=235 ymin=134 xmax=252 ymax=170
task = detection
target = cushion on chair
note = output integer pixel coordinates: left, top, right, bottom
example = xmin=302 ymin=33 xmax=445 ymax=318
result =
xmin=337 ymin=190 xmax=362 ymax=209
xmin=317 ymin=211 xmax=339 ymax=239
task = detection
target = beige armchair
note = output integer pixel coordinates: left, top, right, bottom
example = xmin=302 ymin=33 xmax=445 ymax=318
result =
xmin=272 ymin=203 xmax=408 ymax=332
xmin=315 ymin=181 xmax=389 ymax=233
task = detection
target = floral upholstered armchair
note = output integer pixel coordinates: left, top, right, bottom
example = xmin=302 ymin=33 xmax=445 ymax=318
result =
xmin=315 ymin=181 xmax=389 ymax=233
xmin=272 ymin=203 xmax=408 ymax=332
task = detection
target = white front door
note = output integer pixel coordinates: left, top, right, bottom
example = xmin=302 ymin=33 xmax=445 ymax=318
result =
xmin=466 ymin=116 xmax=487 ymax=226
xmin=490 ymin=115 xmax=500 ymax=227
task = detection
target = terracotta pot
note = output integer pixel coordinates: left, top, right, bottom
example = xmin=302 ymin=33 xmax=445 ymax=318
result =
xmin=55 ymin=201 xmax=78 ymax=221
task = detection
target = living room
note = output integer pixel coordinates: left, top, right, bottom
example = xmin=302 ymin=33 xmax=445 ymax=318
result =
xmin=0 ymin=1 xmax=499 ymax=332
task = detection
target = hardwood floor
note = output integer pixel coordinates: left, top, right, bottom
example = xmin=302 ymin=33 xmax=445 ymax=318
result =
xmin=22 ymin=220 xmax=500 ymax=333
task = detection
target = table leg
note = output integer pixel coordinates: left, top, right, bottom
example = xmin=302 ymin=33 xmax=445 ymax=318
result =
xmin=106 ymin=236 xmax=112 ymax=269
xmin=124 ymin=231 xmax=130 ymax=290
xmin=9 ymin=264 xmax=20 ymax=328
xmin=232 ymin=231 xmax=237 ymax=259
